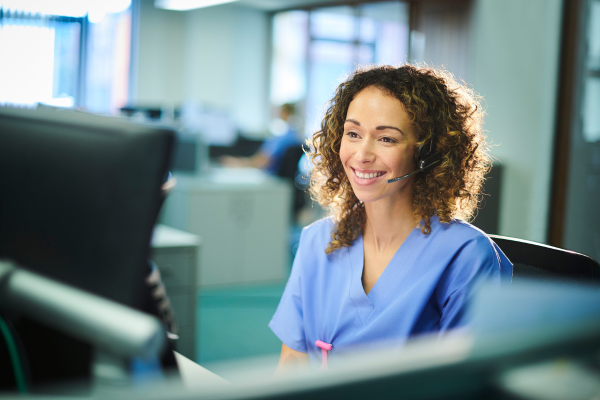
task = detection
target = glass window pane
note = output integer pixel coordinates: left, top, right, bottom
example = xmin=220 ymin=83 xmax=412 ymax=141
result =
xmin=270 ymin=11 xmax=308 ymax=106
xmin=587 ymin=0 xmax=600 ymax=69
xmin=359 ymin=1 xmax=409 ymax=25
xmin=52 ymin=21 xmax=81 ymax=104
xmin=1 ymin=0 xmax=88 ymax=17
xmin=310 ymin=7 xmax=355 ymax=41
xmin=582 ymin=77 xmax=600 ymax=143
xmin=306 ymin=40 xmax=354 ymax=134
xmin=375 ymin=20 xmax=409 ymax=65
xmin=358 ymin=44 xmax=374 ymax=66
xmin=359 ymin=17 xmax=377 ymax=43
xmin=583 ymin=1 xmax=600 ymax=142
xmin=0 ymin=19 xmax=79 ymax=107
xmin=270 ymin=2 xmax=411 ymax=139
xmin=85 ymin=8 xmax=132 ymax=114
xmin=0 ymin=0 xmax=131 ymax=18
xmin=360 ymin=1 xmax=410 ymax=65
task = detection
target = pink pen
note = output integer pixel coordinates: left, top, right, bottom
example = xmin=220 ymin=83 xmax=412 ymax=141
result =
xmin=315 ymin=340 xmax=332 ymax=370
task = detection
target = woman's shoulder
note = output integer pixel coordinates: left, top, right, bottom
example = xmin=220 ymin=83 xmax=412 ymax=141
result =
xmin=431 ymin=216 xmax=511 ymax=272
xmin=430 ymin=216 xmax=497 ymax=252
xmin=429 ymin=217 xmax=513 ymax=282
xmin=300 ymin=216 xmax=336 ymax=243
xmin=293 ymin=217 xmax=339 ymax=270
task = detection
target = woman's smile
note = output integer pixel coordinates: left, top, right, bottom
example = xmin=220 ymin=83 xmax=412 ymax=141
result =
xmin=351 ymin=167 xmax=386 ymax=185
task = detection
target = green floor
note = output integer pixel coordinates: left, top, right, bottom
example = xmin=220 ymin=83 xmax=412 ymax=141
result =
xmin=196 ymin=283 xmax=286 ymax=376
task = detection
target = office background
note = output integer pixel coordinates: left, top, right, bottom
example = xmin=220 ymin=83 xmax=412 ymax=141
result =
xmin=1 ymin=0 xmax=599 ymax=379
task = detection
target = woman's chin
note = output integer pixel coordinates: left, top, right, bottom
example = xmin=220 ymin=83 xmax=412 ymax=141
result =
xmin=354 ymin=194 xmax=380 ymax=204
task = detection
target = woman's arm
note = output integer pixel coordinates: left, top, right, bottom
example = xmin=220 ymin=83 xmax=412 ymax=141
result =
xmin=219 ymin=153 xmax=269 ymax=169
xmin=275 ymin=343 xmax=309 ymax=375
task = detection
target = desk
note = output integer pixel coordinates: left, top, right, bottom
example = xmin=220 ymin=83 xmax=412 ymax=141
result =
xmin=173 ymin=351 xmax=229 ymax=388
xmin=151 ymin=225 xmax=200 ymax=361
xmin=159 ymin=168 xmax=291 ymax=288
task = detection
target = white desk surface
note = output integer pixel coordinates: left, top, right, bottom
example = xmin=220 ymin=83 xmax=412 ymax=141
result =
xmin=173 ymin=167 xmax=289 ymax=190
xmin=152 ymin=225 xmax=201 ymax=248
xmin=173 ymin=351 xmax=230 ymax=389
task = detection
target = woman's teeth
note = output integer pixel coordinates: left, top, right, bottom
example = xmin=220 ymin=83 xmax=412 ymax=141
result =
xmin=355 ymin=170 xmax=384 ymax=179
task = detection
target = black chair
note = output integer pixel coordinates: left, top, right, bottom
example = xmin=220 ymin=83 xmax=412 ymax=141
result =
xmin=276 ymin=145 xmax=307 ymax=218
xmin=489 ymin=235 xmax=600 ymax=288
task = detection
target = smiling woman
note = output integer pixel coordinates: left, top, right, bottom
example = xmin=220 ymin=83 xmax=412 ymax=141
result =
xmin=269 ymin=64 xmax=513 ymax=373
xmin=312 ymin=65 xmax=491 ymax=253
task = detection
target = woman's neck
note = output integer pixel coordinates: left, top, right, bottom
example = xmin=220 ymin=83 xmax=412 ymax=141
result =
xmin=363 ymin=193 xmax=417 ymax=254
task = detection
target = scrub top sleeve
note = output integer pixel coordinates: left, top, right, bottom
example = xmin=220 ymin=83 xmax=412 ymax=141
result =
xmin=268 ymin=229 xmax=308 ymax=353
xmin=437 ymin=235 xmax=502 ymax=332
xmin=491 ymin=241 xmax=514 ymax=283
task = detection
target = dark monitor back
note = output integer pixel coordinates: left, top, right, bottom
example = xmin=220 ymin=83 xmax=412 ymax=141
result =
xmin=0 ymin=106 xmax=174 ymax=309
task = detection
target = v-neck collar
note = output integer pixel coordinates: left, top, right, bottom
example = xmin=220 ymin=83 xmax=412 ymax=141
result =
xmin=347 ymin=227 xmax=419 ymax=325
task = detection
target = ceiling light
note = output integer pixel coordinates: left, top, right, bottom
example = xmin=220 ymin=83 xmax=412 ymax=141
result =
xmin=154 ymin=0 xmax=239 ymax=11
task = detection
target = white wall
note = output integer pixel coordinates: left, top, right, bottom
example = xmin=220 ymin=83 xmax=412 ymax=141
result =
xmin=184 ymin=4 xmax=269 ymax=134
xmin=137 ymin=1 xmax=185 ymax=105
xmin=135 ymin=1 xmax=269 ymax=134
xmin=469 ymin=0 xmax=562 ymax=242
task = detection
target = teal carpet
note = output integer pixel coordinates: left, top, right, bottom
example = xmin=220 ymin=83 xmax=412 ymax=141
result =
xmin=196 ymin=283 xmax=286 ymax=372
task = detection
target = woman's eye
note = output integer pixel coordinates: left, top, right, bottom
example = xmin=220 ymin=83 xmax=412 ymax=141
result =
xmin=346 ymin=131 xmax=359 ymax=138
xmin=381 ymin=137 xmax=396 ymax=143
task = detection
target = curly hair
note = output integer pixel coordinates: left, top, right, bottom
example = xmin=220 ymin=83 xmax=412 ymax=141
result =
xmin=309 ymin=64 xmax=489 ymax=254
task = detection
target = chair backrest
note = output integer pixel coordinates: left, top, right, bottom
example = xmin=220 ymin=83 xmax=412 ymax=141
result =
xmin=489 ymin=235 xmax=600 ymax=287
xmin=276 ymin=145 xmax=307 ymax=217
xmin=276 ymin=145 xmax=305 ymax=180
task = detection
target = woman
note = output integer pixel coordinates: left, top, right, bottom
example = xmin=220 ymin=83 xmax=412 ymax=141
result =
xmin=269 ymin=65 xmax=512 ymax=371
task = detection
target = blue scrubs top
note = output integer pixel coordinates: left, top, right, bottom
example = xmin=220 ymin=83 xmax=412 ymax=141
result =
xmin=269 ymin=216 xmax=512 ymax=367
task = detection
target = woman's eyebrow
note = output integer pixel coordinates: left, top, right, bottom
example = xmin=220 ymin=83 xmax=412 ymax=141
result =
xmin=377 ymin=125 xmax=404 ymax=135
xmin=345 ymin=119 xmax=405 ymax=135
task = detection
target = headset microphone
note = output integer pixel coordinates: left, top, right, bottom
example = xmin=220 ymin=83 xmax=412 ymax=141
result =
xmin=386 ymin=150 xmax=442 ymax=183
xmin=386 ymin=168 xmax=420 ymax=184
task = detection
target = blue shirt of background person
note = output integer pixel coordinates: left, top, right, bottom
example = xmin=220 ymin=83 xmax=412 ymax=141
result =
xmin=259 ymin=125 xmax=302 ymax=174
xmin=269 ymin=65 xmax=513 ymax=373
xmin=220 ymin=103 xmax=302 ymax=174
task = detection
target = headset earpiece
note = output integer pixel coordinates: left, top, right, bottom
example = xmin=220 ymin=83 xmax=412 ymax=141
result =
xmin=418 ymin=151 xmax=442 ymax=173
xmin=415 ymin=137 xmax=441 ymax=173
xmin=387 ymin=104 xmax=442 ymax=183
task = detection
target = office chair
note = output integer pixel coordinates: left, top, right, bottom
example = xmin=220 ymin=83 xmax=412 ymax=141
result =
xmin=488 ymin=235 xmax=600 ymax=288
xmin=276 ymin=145 xmax=307 ymax=218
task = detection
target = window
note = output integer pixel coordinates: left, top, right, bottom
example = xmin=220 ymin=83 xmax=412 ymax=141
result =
xmin=582 ymin=0 xmax=600 ymax=143
xmin=0 ymin=0 xmax=132 ymax=114
xmin=270 ymin=1 xmax=410 ymax=136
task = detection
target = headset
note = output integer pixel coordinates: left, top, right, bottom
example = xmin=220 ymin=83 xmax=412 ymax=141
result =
xmin=387 ymin=108 xmax=442 ymax=184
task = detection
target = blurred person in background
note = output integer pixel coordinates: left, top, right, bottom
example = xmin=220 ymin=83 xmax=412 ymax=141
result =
xmin=220 ymin=103 xmax=303 ymax=174
xmin=269 ymin=64 xmax=513 ymax=372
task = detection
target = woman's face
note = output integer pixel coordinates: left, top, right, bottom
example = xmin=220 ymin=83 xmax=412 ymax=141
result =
xmin=339 ymin=86 xmax=418 ymax=205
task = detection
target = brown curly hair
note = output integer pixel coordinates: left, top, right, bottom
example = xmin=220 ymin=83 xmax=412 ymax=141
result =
xmin=309 ymin=64 xmax=489 ymax=254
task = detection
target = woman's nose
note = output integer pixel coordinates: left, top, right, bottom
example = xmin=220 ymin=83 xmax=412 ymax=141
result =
xmin=355 ymin=140 xmax=375 ymax=163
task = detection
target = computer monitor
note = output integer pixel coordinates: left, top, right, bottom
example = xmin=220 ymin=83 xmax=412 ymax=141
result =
xmin=0 ymin=105 xmax=173 ymax=306
xmin=0 ymin=105 xmax=175 ymax=391
xmin=118 ymin=282 xmax=600 ymax=400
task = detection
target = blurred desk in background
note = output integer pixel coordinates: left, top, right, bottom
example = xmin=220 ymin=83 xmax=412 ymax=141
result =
xmin=151 ymin=225 xmax=200 ymax=361
xmin=159 ymin=167 xmax=291 ymax=288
